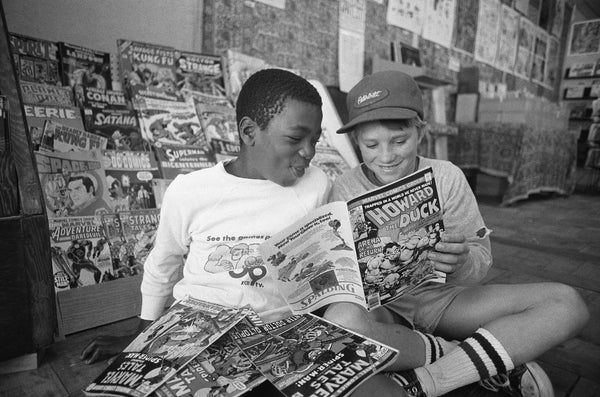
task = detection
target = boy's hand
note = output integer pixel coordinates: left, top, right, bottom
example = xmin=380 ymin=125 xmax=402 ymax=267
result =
xmin=428 ymin=233 xmax=470 ymax=274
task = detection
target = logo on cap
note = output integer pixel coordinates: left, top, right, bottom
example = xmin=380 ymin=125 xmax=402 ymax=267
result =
xmin=355 ymin=88 xmax=389 ymax=108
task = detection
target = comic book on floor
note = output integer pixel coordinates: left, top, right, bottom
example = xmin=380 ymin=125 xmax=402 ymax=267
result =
xmin=84 ymin=296 xmax=254 ymax=397
xmin=259 ymin=167 xmax=449 ymax=314
xmin=229 ymin=313 xmax=398 ymax=397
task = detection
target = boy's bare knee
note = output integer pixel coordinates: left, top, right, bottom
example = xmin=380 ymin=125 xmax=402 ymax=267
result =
xmin=554 ymin=283 xmax=590 ymax=327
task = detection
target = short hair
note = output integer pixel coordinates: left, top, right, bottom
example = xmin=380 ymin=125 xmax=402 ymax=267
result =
xmin=235 ymin=68 xmax=322 ymax=130
xmin=68 ymin=175 xmax=96 ymax=196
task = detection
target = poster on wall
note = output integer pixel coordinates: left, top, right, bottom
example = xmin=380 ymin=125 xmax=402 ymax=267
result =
xmin=531 ymin=29 xmax=548 ymax=86
xmin=453 ymin=0 xmax=478 ymax=54
xmin=421 ymin=0 xmax=456 ymax=48
xmin=496 ymin=4 xmax=520 ymax=72
xmin=568 ymin=19 xmax=600 ymax=56
xmin=386 ymin=0 xmax=424 ymax=35
xmin=545 ymin=37 xmax=560 ymax=88
xmin=339 ymin=0 xmax=366 ymax=92
xmin=550 ymin=0 xmax=564 ymax=38
xmin=514 ymin=16 xmax=536 ymax=78
xmin=474 ymin=0 xmax=501 ymax=65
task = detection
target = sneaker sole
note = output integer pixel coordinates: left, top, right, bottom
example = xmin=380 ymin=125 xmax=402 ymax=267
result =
xmin=523 ymin=362 xmax=555 ymax=397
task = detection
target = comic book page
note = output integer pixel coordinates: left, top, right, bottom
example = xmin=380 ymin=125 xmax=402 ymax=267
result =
xmin=9 ymin=32 xmax=61 ymax=86
xmin=80 ymin=86 xmax=147 ymax=151
xmin=259 ymin=201 xmax=367 ymax=314
xmin=19 ymin=81 xmax=74 ymax=106
xmin=58 ymin=41 xmax=112 ymax=89
xmin=118 ymin=208 xmax=161 ymax=275
xmin=117 ymin=39 xmax=177 ymax=100
xmin=346 ymin=167 xmax=445 ymax=310
xmin=39 ymin=120 xmax=108 ymax=152
xmin=102 ymin=150 xmax=161 ymax=212
xmin=84 ymin=297 xmax=252 ymax=397
xmin=135 ymin=95 xmax=206 ymax=148
xmin=49 ymin=215 xmax=113 ymax=292
xmin=175 ymin=50 xmax=227 ymax=98
xmin=153 ymin=143 xmax=216 ymax=179
xmin=35 ymin=150 xmax=112 ymax=218
xmin=230 ymin=313 xmax=398 ymax=397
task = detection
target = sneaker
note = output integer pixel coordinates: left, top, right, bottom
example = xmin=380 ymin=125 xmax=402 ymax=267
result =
xmin=388 ymin=369 xmax=427 ymax=397
xmin=480 ymin=361 xmax=555 ymax=397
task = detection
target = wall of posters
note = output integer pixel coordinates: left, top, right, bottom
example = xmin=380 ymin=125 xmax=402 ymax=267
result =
xmin=545 ymin=37 xmax=560 ymax=89
xmin=496 ymin=4 xmax=520 ymax=72
xmin=514 ymin=16 xmax=536 ymax=78
xmin=453 ymin=0 xmax=479 ymax=54
xmin=568 ymin=19 xmax=600 ymax=56
xmin=386 ymin=0 xmax=424 ymax=35
xmin=474 ymin=0 xmax=501 ymax=65
xmin=550 ymin=0 xmax=565 ymax=38
xmin=531 ymin=28 xmax=548 ymax=85
xmin=421 ymin=0 xmax=456 ymax=48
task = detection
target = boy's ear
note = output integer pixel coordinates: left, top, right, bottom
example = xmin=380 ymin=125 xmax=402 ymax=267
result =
xmin=238 ymin=116 xmax=258 ymax=146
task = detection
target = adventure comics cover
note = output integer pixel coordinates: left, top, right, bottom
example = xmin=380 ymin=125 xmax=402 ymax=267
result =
xmin=58 ymin=41 xmax=112 ymax=89
xmin=175 ymin=50 xmax=227 ymax=98
xmin=9 ymin=32 xmax=61 ymax=85
xmin=49 ymin=215 xmax=113 ymax=292
xmin=101 ymin=149 xmax=161 ymax=212
xmin=230 ymin=313 xmax=398 ymax=397
xmin=84 ymin=297 xmax=252 ymax=397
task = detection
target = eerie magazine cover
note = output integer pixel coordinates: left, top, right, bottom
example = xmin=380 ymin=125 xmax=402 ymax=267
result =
xmin=49 ymin=215 xmax=113 ymax=291
xmin=84 ymin=297 xmax=252 ymax=397
xmin=230 ymin=313 xmax=398 ymax=397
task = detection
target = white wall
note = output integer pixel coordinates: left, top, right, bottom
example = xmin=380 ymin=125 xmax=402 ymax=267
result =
xmin=2 ymin=0 xmax=203 ymax=54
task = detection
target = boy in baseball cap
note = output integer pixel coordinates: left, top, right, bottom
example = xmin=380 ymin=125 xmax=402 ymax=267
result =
xmin=324 ymin=71 xmax=588 ymax=397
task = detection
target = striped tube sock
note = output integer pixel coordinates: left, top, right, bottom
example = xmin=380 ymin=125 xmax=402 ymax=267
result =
xmin=414 ymin=330 xmax=458 ymax=365
xmin=414 ymin=327 xmax=514 ymax=397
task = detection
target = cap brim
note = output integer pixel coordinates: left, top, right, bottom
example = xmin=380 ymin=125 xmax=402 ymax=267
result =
xmin=336 ymin=107 xmax=418 ymax=134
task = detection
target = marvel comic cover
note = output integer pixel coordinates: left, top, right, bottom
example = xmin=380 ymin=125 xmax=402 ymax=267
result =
xmin=117 ymin=39 xmax=178 ymax=100
xmin=35 ymin=149 xmax=112 ymax=218
xmin=259 ymin=167 xmax=448 ymax=314
xmin=175 ymin=50 xmax=227 ymax=98
xmin=58 ymin=41 xmax=112 ymax=89
xmin=100 ymin=213 xmax=135 ymax=279
xmin=39 ymin=120 xmax=108 ymax=152
xmin=230 ymin=313 xmax=398 ymax=397
xmin=153 ymin=143 xmax=216 ymax=179
xmin=101 ymin=149 xmax=161 ymax=212
xmin=9 ymin=32 xmax=61 ymax=85
xmin=49 ymin=215 xmax=114 ymax=292
xmin=19 ymin=81 xmax=74 ymax=106
xmin=118 ymin=208 xmax=161 ymax=275
xmin=222 ymin=49 xmax=268 ymax=103
xmin=79 ymin=87 xmax=146 ymax=151
xmin=135 ymin=95 xmax=206 ymax=147
xmin=84 ymin=297 xmax=252 ymax=397
xmin=23 ymin=102 xmax=85 ymax=149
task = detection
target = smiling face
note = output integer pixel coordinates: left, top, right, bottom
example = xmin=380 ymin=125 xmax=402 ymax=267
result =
xmin=355 ymin=120 xmax=422 ymax=185
xmin=243 ymin=99 xmax=322 ymax=187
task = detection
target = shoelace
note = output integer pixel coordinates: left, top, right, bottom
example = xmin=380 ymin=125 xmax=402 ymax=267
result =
xmin=480 ymin=373 xmax=511 ymax=392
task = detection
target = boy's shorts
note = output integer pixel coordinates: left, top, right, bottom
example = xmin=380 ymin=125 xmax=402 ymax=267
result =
xmin=384 ymin=282 xmax=465 ymax=333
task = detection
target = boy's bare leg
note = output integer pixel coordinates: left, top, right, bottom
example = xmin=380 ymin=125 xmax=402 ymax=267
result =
xmin=351 ymin=374 xmax=408 ymax=396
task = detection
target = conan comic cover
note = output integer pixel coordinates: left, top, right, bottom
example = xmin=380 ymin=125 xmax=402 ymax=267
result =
xmin=49 ymin=215 xmax=113 ymax=292
xmin=9 ymin=32 xmax=61 ymax=86
xmin=19 ymin=81 xmax=74 ymax=106
xmin=118 ymin=208 xmax=161 ymax=275
xmin=39 ymin=120 xmax=108 ymax=153
xmin=101 ymin=150 xmax=160 ymax=212
xmin=117 ymin=39 xmax=178 ymax=100
xmin=135 ymin=95 xmax=206 ymax=147
xmin=230 ymin=313 xmax=398 ymax=397
xmin=175 ymin=50 xmax=227 ymax=98
xmin=84 ymin=297 xmax=252 ymax=397
xmin=57 ymin=41 xmax=112 ymax=89
xmin=260 ymin=167 xmax=447 ymax=313
xmin=35 ymin=149 xmax=111 ymax=218
xmin=79 ymin=87 xmax=146 ymax=151
xmin=153 ymin=143 xmax=216 ymax=179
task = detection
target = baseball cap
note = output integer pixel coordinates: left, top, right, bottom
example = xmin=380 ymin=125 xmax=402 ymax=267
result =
xmin=337 ymin=70 xmax=423 ymax=134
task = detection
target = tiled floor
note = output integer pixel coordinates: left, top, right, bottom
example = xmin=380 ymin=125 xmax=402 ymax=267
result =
xmin=1 ymin=192 xmax=599 ymax=396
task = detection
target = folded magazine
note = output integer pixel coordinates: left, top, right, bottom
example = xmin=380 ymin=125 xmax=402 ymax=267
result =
xmin=259 ymin=166 xmax=447 ymax=313
xmin=84 ymin=297 xmax=253 ymax=397
xmin=229 ymin=313 xmax=398 ymax=397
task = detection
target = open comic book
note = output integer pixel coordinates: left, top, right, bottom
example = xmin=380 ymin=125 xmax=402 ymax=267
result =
xmin=84 ymin=297 xmax=253 ymax=397
xmin=259 ymin=167 xmax=446 ymax=313
xmin=230 ymin=313 xmax=398 ymax=397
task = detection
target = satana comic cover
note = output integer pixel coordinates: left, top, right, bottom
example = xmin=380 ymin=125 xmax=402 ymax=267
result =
xmin=49 ymin=215 xmax=113 ymax=292
xmin=58 ymin=41 xmax=112 ymax=90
